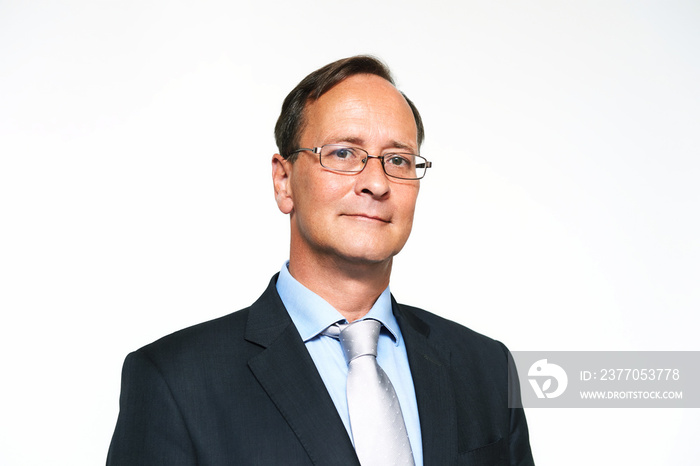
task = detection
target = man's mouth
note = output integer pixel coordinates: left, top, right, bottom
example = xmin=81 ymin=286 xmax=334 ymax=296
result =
xmin=342 ymin=213 xmax=391 ymax=223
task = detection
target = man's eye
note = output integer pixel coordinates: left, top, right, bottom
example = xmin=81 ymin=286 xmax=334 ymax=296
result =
xmin=386 ymin=155 xmax=411 ymax=167
xmin=331 ymin=148 xmax=355 ymax=159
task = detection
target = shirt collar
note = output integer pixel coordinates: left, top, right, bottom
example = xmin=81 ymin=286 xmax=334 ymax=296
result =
xmin=276 ymin=261 xmax=401 ymax=345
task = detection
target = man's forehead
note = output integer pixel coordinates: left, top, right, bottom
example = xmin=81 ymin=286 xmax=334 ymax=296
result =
xmin=295 ymin=73 xmax=419 ymax=154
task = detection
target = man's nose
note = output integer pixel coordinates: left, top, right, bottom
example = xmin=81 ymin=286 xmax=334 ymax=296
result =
xmin=355 ymin=156 xmax=390 ymax=199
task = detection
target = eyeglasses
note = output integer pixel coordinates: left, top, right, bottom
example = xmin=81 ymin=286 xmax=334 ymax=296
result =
xmin=288 ymin=144 xmax=432 ymax=180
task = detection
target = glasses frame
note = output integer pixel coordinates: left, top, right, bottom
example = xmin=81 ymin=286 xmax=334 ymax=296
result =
xmin=289 ymin=144 xmax=432 ymax=180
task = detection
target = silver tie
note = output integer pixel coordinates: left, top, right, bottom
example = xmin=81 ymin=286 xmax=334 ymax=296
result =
xmin=326 ymin=319 xmax=415 ymax=466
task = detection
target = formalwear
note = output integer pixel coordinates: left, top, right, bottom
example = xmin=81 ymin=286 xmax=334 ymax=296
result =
xmin=107 ymin=275 xmax=534 ymax=465
xmin=276 ymin=262 xmax=423 ymax=463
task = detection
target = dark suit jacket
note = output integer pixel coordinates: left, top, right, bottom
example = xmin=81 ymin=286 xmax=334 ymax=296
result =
xmin=107 ymin=275 xmax=534 ymax=465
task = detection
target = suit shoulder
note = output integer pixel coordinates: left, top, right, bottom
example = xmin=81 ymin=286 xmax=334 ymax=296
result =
xmin=134 ymin=307 xmax=251 ymax=364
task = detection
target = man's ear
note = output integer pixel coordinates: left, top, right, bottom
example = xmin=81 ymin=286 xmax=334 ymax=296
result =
xmin=272 ymin=153 xmax=294 ymax=214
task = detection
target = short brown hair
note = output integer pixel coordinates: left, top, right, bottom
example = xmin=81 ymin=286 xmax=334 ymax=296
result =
xmin=274 ymin=55 xmax=425 ymax=162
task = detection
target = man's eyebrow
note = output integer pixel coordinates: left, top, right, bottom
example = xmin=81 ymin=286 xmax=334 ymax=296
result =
xmin=334 ymin=136 xmax=365 ymax=146
xmin=331 ymin=136 xmax=417 ymax=153
xmin=388 ymin=141 xmax=418 ymax=153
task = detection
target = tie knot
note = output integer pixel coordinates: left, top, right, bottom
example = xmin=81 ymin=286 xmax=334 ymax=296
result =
xmin=331 ymin=319 xmax=381 ymax=364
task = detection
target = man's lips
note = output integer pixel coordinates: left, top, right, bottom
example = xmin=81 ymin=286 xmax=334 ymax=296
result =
xmin=342 ymin=213 xmax=391 ymax=223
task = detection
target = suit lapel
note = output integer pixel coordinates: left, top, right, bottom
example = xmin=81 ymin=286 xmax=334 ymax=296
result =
xmin=394 ymin=300 xmax=459 ymax=465
xmin=245 ymin=277 xmax=360 ymax=466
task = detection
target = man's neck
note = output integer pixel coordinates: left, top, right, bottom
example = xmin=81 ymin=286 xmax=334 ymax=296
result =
xmin=288 ymin=254 xmax=392 ymax=323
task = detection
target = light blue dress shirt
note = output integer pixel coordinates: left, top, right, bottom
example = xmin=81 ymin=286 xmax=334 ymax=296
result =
xmin=276 ymin=262 xmax=423 ymax=465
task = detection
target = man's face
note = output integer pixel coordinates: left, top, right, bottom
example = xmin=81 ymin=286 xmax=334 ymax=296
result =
xmin=274 ymin=73 xmax=420 ymax=267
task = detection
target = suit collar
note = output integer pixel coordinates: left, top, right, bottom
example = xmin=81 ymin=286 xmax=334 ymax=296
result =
xmin=393 ymin=297 xmax=460 ymax=465
xmin=244 ymin=274 xmax=293 ymax=347
xmin=245 ymin=275 xmax=360 ymax=466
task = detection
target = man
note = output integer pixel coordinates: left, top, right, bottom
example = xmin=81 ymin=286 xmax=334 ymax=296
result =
xmin=107 ymin=55 xmax=535 ymax=465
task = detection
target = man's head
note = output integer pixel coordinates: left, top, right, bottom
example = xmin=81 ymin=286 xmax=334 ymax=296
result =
xmin=275 ymin=55 xmax=425 ymax=163
xmin=272 ymin=56 xmax=427 ymax=272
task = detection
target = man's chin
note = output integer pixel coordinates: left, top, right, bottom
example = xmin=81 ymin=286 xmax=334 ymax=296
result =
xmin=329 ymin=246 xmax=400 ymax=267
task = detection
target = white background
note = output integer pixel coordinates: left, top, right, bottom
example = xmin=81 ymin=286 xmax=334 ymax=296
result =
xmin=1 ymin=1 xmax=699 ymax=465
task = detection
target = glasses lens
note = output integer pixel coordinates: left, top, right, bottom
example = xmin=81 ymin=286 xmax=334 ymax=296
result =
xmin=319 ymin=145 xmax=366 ymax=172
xmin=318 ymin=145 xmax=429 ymax=179
xmin=383 ymin=154 xmax=428 ymax=180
